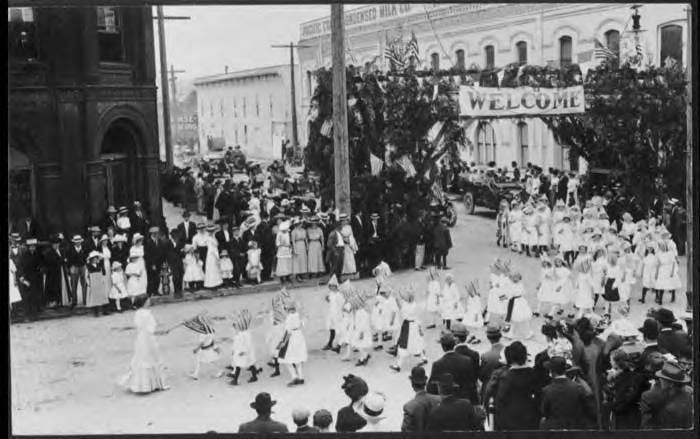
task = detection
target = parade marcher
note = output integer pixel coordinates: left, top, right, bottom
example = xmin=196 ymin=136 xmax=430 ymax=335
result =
xmin=66 ymin=235 xmax=89 ymax=307
xmin=277 ymin=300 xmax=308 ymax=386
xmin=86 ymin=251 xmax=110 ymax=317
xmin=118 ymin=298 xmax=169 ymax=393
xmin=402 ymin=365 xmax=441 ymax=432
xmin=349 ymin=291 xmax=373 ymax=367
xmin=291 ymin=219 xmax=308 ymax=281
xmin=535 ymin=257 xmax=556 ymax=317
xmin=424 ymin=267 xmax=441 ymax=329
xmin=229 ymin=310 xmax=262 ymax=385
xmin=109 ymin=261 xmax=128 ymax=312
xmin=181 ymin=313 xmax=220 ymax=380
xmin=573 ymin=255 xmax=596 ymax=318
xmin=603 ymin=247 xmax=622 ymax=316
xmin=439 ymin=273 xmax=462 ymax=330
xmin=375 ymin=288 xmax=400 ymax=350
xmin=640 ymin=244 xmax=659 ymax=304
xmin=322 ymin=275 xmax=343 ymax=351
xmin=503 ymin=272 xmax=533 ymax=340
xmin=390 ymin=287 xmax=427 ymax=372
xmin=521 ymin=204 xmax=539 ymax=257
xmin=654 ymin=240 xmax=681 ymax=305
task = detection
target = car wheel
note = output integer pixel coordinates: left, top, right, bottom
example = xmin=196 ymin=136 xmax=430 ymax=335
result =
xmin=464 ymin=191 xmax=475 ymax=215
xmin=447 ymin=205 xmax=458 ymax=227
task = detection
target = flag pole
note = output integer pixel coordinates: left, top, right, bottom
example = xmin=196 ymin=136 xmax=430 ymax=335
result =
xmin=331 ymin=4 xmax=351 ymax=216
xmin=684 ymin=4 xmax=693 ymax=315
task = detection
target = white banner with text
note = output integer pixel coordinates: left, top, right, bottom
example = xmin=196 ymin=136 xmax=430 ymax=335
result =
xmin=458 ymin=85 xmax=585 ymax=117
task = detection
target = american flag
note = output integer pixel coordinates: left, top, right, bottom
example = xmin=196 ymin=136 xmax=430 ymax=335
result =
xmin=405 ymin=31 xmax=420 ymax=64
xmin=593 ymin=38 xmax=618 ymax=62
xmin=396 ymin=154 xmax=416 ymax=177
xmin=385 ymin=35 xmax=407 ymax=71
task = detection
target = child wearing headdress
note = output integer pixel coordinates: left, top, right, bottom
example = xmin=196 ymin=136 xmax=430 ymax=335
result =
xmin=620 ymin=212 xmax=636 ymax=241
xmin=496 ymin=200 xmax=510 ymax=248
xmin=639 ymin=244 xmax=658 ymax=304
xmin=602 ymin=247 xmax=622 ymax=317
xmin=374 ymin=287 xmax=400 ymax=350
xmin=278 ymin=299 xmax=308 ymax=386
xmin=535 ymin=257 xmax=557 ymax=318
xmin=522 ymin=204 xmax=539 ymax=257
xmin=322 ymin=275 xmax=343 ymax=351
xmin=424 ymin=267 xmax=441 ymax=329
xmin=246 ymin=240 xmax=263 ymax=284
xmin=552 ymin=254 xmax=573 ymax=318
xmin=349 ymin=292 xmax=374 ymax=367
xmin=337 ymin=293 xmax=355 ymax=362
xmin=389 ymin=286 xmax=427 ymax=372
xmin=439 ymin=273 xmax=462 ymax=330
xmin=485 ymin=260 xmax=509 ymax=326
xmin=462 ymin=281 xmax=484 ymax=330
xmin=228 ymin=310 xmax=262 ymax=385
xmin=125 ymin=251 xmax=145 ymax=309
xmin=503 ymin=272 xmax=533 ymax=340
xmin=183 ymin=244 xmax=205 ymax=291
xmin=266 ymin=289 xmax=289 ymax=377
xmin=508 ymin=200 xmax=523 ymax=253
xmin=573 ymin=255 xmax=596 ymax=318
xmin=179 ymin=313 xmax=221 ymax=380
xmin=536 ymin=201 xmax=552 ymax=256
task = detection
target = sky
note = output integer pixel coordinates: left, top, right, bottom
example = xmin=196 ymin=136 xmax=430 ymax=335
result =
xmin=154 ymin=5 xmax=335 ymax=93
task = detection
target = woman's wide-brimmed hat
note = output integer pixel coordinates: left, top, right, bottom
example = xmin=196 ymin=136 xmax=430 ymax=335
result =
xmin=87 ymin=250 xmax=103 ymax=261
xmin=72 ymin=235 xmax=84 ymax=243
xmin=99 ymin=234 xmax=110 ymax=243
xmin=111 ymin=261 xmax=123 ymax=270
xmin=279 ymin=221 xmax=290 ymax=232
xmin=359 ymin=392 xmax=387 ymax=421
xmin=132 ymin=233 xmax=144 ymax=244
xmin=655 ymin=362 xmax=691 ymax=384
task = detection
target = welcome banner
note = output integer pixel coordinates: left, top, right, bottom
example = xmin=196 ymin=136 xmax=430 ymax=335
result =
xmin=458 ymin=85 xmax=585 ymax=117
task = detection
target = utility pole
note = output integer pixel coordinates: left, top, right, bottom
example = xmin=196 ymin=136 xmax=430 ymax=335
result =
xmin=168 ymin=64 xmax=186 ymax=142
xmin=685 ymin=4 xmax=693 ymax=315
xmin=271 ymin=42 xmax=311 ymax=150
xmin=330 ymin=4 xmax=351 ymax=215
xmin=154 ymin=7 xmax=190 ymax=168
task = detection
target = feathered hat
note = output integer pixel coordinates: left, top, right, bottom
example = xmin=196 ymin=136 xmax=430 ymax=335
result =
xmin=232 ymin=309 xmax=253 ymax=331
xmin=271 ymin=288 xmax=292 ymax=324
xmin=183 ymin=312 xmax=216 ymax=335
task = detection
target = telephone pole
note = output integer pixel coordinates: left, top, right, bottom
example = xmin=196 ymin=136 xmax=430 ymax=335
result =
xmin=271 ymin=42 xmax=311 ymax=149
xmin=685 ymin=4 xmax=693 ymax=314
xmin=154 ymin=7 xmax=190 ymax=168
xmin=168 ymin=64 xmax=186 ymax=142
xmin=330 ymin=4 xmax=351 ymax=215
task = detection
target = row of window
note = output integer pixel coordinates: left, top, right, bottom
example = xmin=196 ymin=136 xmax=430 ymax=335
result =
xmin=9 ymin=6 xmax=125 ymax=63
xmin=200 ymin=95 xmax=279 ymax=120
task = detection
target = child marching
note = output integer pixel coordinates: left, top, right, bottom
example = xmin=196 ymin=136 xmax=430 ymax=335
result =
xmin=390 ymin=285 xmax=427 ymax=372
xmin=277 ymin=299 xmax=308 ymax=386
xmin=228 ymin=309 xmax=262 ymax=385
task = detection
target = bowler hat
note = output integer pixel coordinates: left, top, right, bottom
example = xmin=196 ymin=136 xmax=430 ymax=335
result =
xmin=638 ymin=318 xmax=660 ymax=339
xmin=107 ymin=206 xmax=117 ymax=214
xmin=655 ymin=308 xmax=677 ymax=326
xmin=250 ymin=392 xmax=277 ymax=411
xmin=655 ymin=362 xmax=690 ymax=384
xmin=409 ymin=366 xmax=428 ymax=386
xmin=486 ymin=324 xmax=502 ymax=337
xmin=439 ymin=331 xmax=456 ymax=345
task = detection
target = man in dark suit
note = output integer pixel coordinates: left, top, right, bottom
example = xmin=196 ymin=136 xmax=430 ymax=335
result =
xmin=402 ymin=366 xmax=441 ymax=432
xmin=84 ymin=226 xmax=102 ymax=253
xmin=655 ymin=308 xmax=691 ymax=358
xmin=255 ymin=214 xmax=275 ymax=281
xmin=229 ymin=226 xmax=246 ymax=287
xmin=365 ymin=213 xmax=384 ymax=271
xmin=214 ymin=217 xmax=233 ymax=250
xmin=164 ymin=229 xmax=185 ymax=296
xmin=640 ymin=362 xmax=693 ymax=429
xmin=479 ymin=325 xmax=505 ymax=402
xmin=14 ymin=215 xmax=41 ymax=240
xmin=432 ymin=217 xmax=452 ymax=269
xmin=351 ymin=210 xmax=367 ymax=275
xmin=451 ymin=323 xmax=481 ymax=404
xmin=130 ymin=201 xmax=149 ymax=236
xmin=326 ymin=219 xmax=346 ymax=281
xmin=66 ymin=235 xmax=90 ymax=307
xmin=102 ymin=206 xmax=119 ymax=232
xmin=144 ymin=226 xmax=163 ymax=296
xmin=426 ymin=373 xmax=483 ymax=432
xmin=238 ymin=392 xmax=288 ymax=434
xmin=637 ymin=318 xmax=667 ymax=372
xmin=18 ymin=238 xmax=44 ymax=320
xmin=176 ymin=211 xmax=197 ymax=245
xmin=427 ymin=332 xmax=476 ymax=400
xmin=540 ymin=356 xmax=596 ymax=430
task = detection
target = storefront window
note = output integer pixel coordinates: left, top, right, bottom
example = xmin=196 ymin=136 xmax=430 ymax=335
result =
xmin=605 ymin=30 xmax=620 ymax=68
xmin=455 ymin=49 xmax=465 ymax=70
xmin=97 ymin=7 xmax=124 ymax=62
xmin=518 ymin=122 xmax=528 ymax=166
xmin=431 ymin=52 xmax=440 ymax=71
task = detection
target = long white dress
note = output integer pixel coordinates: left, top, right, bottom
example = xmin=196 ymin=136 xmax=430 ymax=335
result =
xmin=655 ymin=250 xmax=682 ymax=290
xmin=425 ymin=279 xmax=441 ymax=313
xmin=275 ymin=232 xmax=293 ymax=277
xmin=125 ymin=261 xmax=145 ymax=298
xmin=119 ymin=308 xmax=168 ymax=393
xmin=440 ymin=282 xmax=463 ymax=320
xmin=9 ymin=260 xmax=22 ymax=304
xmin=487 ymin=274 xmax=509 ymax=316
xmin=537 ymin=210 xmax=552 ymax=247
xmin=641 ymin=254 xmax=659 ymax=289
xmin=507 ymin=282 xmax=532 ymax=322
xmin=131 ymin=245 xmax=148 ymax=296
xmin=574 ymin=272 xmax=596 ymax=309
xmin=337 ymin=308 xmax=354 ymax=345
xmin=204 ymin=237 xmax=223 ymax=288
xmin=341 ymin=225 xmax=358 ymax=275
xmin=110 ymin=271 xmax=128 ymax=300
xmin=279 ymin=311 xmax=307 ymax=364
xmin=508 ymin=209 xmax=523 ymax=245
xmin=326 ymin=290 xmax=344 ymax=331
xmin=183 ymin=252 xmax=205 ymax=283
xmin=379 ymin=295 xmax=400 ymax=334
xmin=397 ymin=301 xmax=425 ymax=355
xmin=462 ymin=295 xmax=484 ymax=329
xmin=538 ymin=268 xmax=558 ymax=303
xmin=522 ymin=213 xmax=539 ymax=247
xmin=554 ymin=266 xmax=572 ymax=305
xmin=351 ymin=308 xmax=373 ymax=350
xmin=231 ymin=330 xmax=256 ymax=369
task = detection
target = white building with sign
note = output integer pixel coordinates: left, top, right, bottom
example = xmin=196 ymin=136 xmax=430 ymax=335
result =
xmin=297 ymin=3 xmax=687 ymax=171
xmin=194 ymin=64 xmax=303 ymax=160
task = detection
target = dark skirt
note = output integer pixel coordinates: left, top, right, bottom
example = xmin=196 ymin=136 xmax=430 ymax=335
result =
xmin=397 ymin=320 xmax=410 ymax=349
xmin=603 ymin=278 xmax=619 ymax=302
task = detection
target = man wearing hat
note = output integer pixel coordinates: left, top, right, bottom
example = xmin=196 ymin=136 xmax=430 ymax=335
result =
xmin=163 ymin=228 xmax=185 ymax=297
xmin=640 ymin=362 xmax=693 ymax=429
xmin=144 ymin=226 xmax=164 ymax=296
xmin=84 ymin=226 xmax=102 ymax=253
xmin=103 ymin=206 xmax=119 ymax=233
xmin=638 ymin=318 xmax=667 ymax=372
xmin=326 ymin=219 xmax=346 ymax=282
xmin=18 ymin=238 xmax=44 ymax=319
xmin=401 ymin=366 xmax=441 ymax=432
xmin=9 ymin=232 xmax=25 ymax=268
xmin=427 ymin=332 xmax=473 ymax=398
xmin=176 ymin=211 xmax=197 ymax=245
xmin=228 ymin=225 xmax=245 ymax=288
xmin=214 ymin=216 xmax=233 ymax=251
xmin=42 ymin=235 xmax=70 ymax=308
xmin=66 ymin=234 xmax=90 ymax=307
xmin=129 ymin=201 xmax=149 ymax=236
xmin=432 ymin=216 xmax=452 ymax=269
xmin=13 ymin=215 xmax=41 ymax=240
xmin=238 ymin=392 xmax=288 ymax=434
xmin=426 ymin=373 xmax=483 ymax=432
xmin=479 ymin=325 xmax=505 ymax=400
xmin=365 ymin=212 xmax=384 ymax=272
xmin=540 ymin=356 xmax=596 ymax=430
xmin=451 ymin=323 xmax=480 ymax=404
xmin=655 ymin=308 xmax=691 ymax=358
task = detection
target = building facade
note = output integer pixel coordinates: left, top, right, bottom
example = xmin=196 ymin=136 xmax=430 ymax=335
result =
xmin=8 ymin=6 xmax=162 ymax=236
xmin=297 ymin=3 xmax=688 ymax=171
xmin=194 ymin=65 xmax=303 ymax=160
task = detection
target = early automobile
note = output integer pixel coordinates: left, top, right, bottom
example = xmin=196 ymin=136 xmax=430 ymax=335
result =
xmin=457 ymin=166 xmax=525 ymax=214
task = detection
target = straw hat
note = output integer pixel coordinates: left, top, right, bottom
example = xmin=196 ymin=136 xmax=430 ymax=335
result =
xmin=132 ymin=233 xmax=144 ymax=244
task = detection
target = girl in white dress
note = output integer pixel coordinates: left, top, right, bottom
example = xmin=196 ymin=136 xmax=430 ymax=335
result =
xmin=275 ymin=222 xmax=293 ymax=283
xmin=389 ymin=288 xmax=427 ymax=372
xmin=131 ymin=234 xmax=148 ymax=296
xmin=521 ymin=205 xmax=539 ymax=257
xmin=204 ymin=226 xmax=223 ymax=289
xmin=341 ymin=225 xmax=359 ymax=278
xmin=619 ymin=212 xmax=636 ymax=241
xmin=424 ymin=267 xmax=441 ymax=329
xmin=602 ymin=248 xmax=622 ymax=317
xmin=228 ymin=310 xmax=262 ymax=385
xmin=323 ymin=275 xmax=343 ymax=351
xmin=183 ymin=244 xmax=205 ymax=290
xmin=109 ymin=261 xmax=128 ymax=312
xmin=350 ymin=294 xmax=374 ymax=367
xmin=618 ymin=242 xmax=638 ymax=308
xmin=439 ymin=273 xmax=462 ymax=330
xmin=508 ymin=200 xmax=523 ymax=253
xmin=551 ymin=255 xmax=572 ymax=317
xmin=219 ymin=249 xmax=234 ymax=285
xmin=182 ymin=313 xmax=220 ymax=380
xmin=591 ymin=248 xmax=607 ymax=310
xmin=654 ymin=240 xmax=682 ymax=305
xmin=462 ymin=281 xmax=484 ymax=330
xmin=246 ymin=241 xmax=263 ymax=284
xmin=337 ymin=299 xmax=355 ymax=362
xmin=125 ymin=251 xmax=145 ymax=308
xmin=278 ymin=301 xmax=308 ymax=386
xmin=485 ymin=261 xmax=509 ymax=326
xmin=376 ymin=289 xmax=400 ymax=347
xmin=503 ymin=272 xmax=533 ymax=340
xmin=535 ymin=258 xmax=557 ymax=317
xmin=267 ymin=289 xmax=288 ymax=377
xmin=573 ymin=255 xmax=595 ymax=318
xmin=536 ymin=202 xmax=552 ymax=255
xmin=640 ymin=245 xmax=659 ymax=304
xmin=558 ymin=216 xmax=576 ymax=266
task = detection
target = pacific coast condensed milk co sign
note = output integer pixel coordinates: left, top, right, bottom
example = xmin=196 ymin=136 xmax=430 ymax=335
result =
xmin=458 ymin=86 xmax=585 ymax=117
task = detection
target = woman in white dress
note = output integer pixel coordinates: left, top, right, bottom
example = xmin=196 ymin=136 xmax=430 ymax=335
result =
xmin=125 ymin=251 xmax=145 ymax=308
xmin=291 ymin=220 xmax=309 ymax=281
xmin=119 ymin=298 xmax=169 ymax=393
xmin=390 ymin=288 xmax=427 ymax=372
xmin=9 ymin=258 xmax=22 ymax=308
xmin=654 ymin=240 xmax=681 ymax=305
xmin=131 ymin=234 xmax=148 ymax=296
xmin=552 ymin=255 xmax=573 ymax=317
xmin=424 ymin=267 xmax=442 ymax=329
xmin=278 ymin=301 xmax=307 ymax=386
xmin=439 ymin=273 xmax=462 ymax=330
xmin=203 ymin=225 xmax=223 ymax=289
xmin=183 ymin=245 xmax=205 ymax=290
xmin=340 ymin=224 xmax=358 ymax=278
xmin=275 ymin=221 xmax=293 ymax=283
xmin=306 ymin=217 xmax=326 ymax=276
xmin=521 ymin=205 xmax=539 ymax=257
xmin=508 ymin=200 xmax=523 ymax=253
xmin=485 ymin=265 xmax=509 ymax=326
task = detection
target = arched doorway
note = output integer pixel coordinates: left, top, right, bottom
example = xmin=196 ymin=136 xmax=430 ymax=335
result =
xmin=9 ymin=147 xmax=36 ymax=224
xmin=100 ymin=119 xmax=140 ymax=209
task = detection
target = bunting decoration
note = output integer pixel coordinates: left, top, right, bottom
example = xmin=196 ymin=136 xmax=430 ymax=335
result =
xmin=320 ymin=119 xmax=333 ymax=138
xmin=395 ymin=154 xmax=417 ymax=177
xmin=370 ymin=153 xmax=384 ymax=176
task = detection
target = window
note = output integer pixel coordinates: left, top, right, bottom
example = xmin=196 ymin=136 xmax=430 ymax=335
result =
xmin=660 ymin=24 xmax=683 ymax=68
xmin=430 ymin=52 xmax=440 ymax=71
xmin=8 ymin=7 xmax=38 ymax=62
xmin=559 ymin=36 xmax=572 ymax=67
xmin=518 ymin=122 xmax=529 ymax=166
xmin=455 ymin=49 xmax=465 ymax=70
xmin=235 ymin=128 xmax=239 ymax=144
xmin=255 ymin=95 xmax=260 ymax=118
xmin=516 ymin=41 xmax=527 ymax=65
xmin=484 ymin=45 xmax=495 ymax=69
xmin=97 ymin=7 xmax=124 ymax=62
xmin=476 ymin=122 xmax=496 ymax=165
xmin=604 ymin=30 xmax=620 ymax=68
